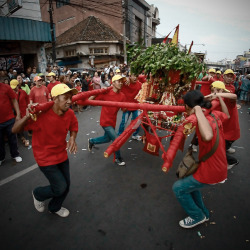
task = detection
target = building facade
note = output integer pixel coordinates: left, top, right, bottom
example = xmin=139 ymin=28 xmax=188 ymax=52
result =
xmin=0 ymin=0 xmax=52 ymax=73
xmin=40 ymin=0 xmax=160 ymax=67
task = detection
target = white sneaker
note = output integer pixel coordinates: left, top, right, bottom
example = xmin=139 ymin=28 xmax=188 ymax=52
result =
xmin=54 ymin=207 xmax=70 ymax=217
xmin=32 ymin=192 xmax=45 ymax=212
xmin=132 ymin=135 xmax=142 ymax=141
xmin=0 ymin=159 xmax=5 ymax=166
xmin=227 ymin=147 xmax=236 ymax=154
xmin=13 ymin=156 xmax=22 ymax=163
xmin=227 ymin=160 xmax=239 ymax=170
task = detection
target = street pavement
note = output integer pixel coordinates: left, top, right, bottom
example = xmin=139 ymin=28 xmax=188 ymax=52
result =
xmin=0 ymin=104 xmax=250 ymax=250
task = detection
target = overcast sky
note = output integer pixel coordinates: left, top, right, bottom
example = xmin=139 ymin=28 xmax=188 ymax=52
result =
xmin=149 ymin=0 xmax=250 ymax=62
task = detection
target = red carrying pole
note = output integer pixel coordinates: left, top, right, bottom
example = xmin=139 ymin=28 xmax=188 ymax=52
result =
xmin=104 ymin=113 xmax=144 ymax=157
xmin=83 ymin=99 xmax=186 ymax=113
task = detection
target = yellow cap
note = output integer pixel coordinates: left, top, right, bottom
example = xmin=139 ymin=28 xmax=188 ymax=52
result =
xmin=47 ymin=72 xmax=56 ymax=77
xmin=51 ymin=83 xmax=78 ymax=97
xmin=208 ymin=68 xmax=216 ymax=73
xmin=211 ymin=81 xmax=230 ymax=92
xmin=224 ymin=69 xmax=234 ymax=75
xmin=10 ymin=79 xmax=19 ymax=89
xmin=112 ymin=75 xmax=125 ymax=82
xmin=216 ymin=70 xmax=222 ymax=74
xmin=115 ymin=69 xmax=120 ymax=73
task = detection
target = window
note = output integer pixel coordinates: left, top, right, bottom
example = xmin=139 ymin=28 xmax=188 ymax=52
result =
xmin=56 ymin=0 xmax=70 ymax=8
xmin=89 ymin=48 xmax=108 ymax=55
xmin=64 ymin=49 xmax=76 ymax=57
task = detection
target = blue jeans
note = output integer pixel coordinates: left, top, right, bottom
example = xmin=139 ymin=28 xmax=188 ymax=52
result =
xmin=90 ymin=126 xmax=121 ymax=159
xmin=172 ymin=175 xmax=210 ymax=220
xmin=118 ymin=110 xmax=140 ymax=136
xmin=0 ymin=118 xmax=19 ymax=161
xmin=33 ymin=159 xmax=70 ymax=213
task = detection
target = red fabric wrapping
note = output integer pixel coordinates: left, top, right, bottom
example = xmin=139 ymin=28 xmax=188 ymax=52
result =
xmin=196 ymin=81 xmax=211 ymax=96
xmin=143 ymin=130 xmax=162 ymax=156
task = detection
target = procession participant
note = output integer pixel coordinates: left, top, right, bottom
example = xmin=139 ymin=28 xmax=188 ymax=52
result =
xmin=92 ymin=72 xmax=101 ymax=89
xmin=222 ymin=69 xmax=240 ymax=167
xmin=214 ymin=71 xmax=224 ymax=81
xmin=17 ymin=74 xmax=30 ymax=95
xmin=10 ymin=79 xmax=30 ymax=146
xmin=118 ymin=73 xmax=142 ymax=140
xmin=0 ymin=77 xmax=22 ymax=165
xmin=202 ymin=68 xmax=216 ymax=81
xmin=88 ymin=75 xmax=126 ymax=166
xmin=173 ymin=90 xmax=229 ymax=229
xmin=29 ymin=76 xmax=50 ymax=104
xmin=239 ymin=74 xmax=250 ymax=105
xmin=47 ymin=72 xmax=60 ymax=94
xmin=12 ymin=84 xmax=78 ymax=217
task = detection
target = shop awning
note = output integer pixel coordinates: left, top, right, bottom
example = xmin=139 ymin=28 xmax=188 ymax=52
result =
xmin=0 ymin=17 xmax=53 ymax=42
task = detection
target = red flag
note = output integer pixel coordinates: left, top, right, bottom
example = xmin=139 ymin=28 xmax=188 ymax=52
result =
xmin=162 ymin=31 xmax=172 ymax=44
xmin=188 ymin=41 xmax=194 ymax=54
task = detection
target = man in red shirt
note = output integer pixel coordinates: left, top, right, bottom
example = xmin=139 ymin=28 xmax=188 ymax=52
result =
xmin=12 ymin=84 xmax=78 ymax=217
xmin=88 ymin=75 xmax=126 ymax=166
xmin=118 ymin=73 xmax=142 ymax=140
xmin=0 ymin=77 xmax=22 ymax=165
xmin=202 ymin=68 xmax=216 ymax=82
xmin=213 ymin=71 xmax=224 ymax=81
xmin=47 ymin=72 xmax=60 ymax=94
xmin=10 ymin=79 xmax=30 ymax=146
xmin=29 ymin=76 xmax=50 ymax=104
xmin=173 ymin=90 xmax=229 ymax=229
xmin=222 ymin=69 xmax=240 ymax=168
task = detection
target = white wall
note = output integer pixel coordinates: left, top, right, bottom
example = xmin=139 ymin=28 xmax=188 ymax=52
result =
xmin=0 ymin=0 xmax=42 ymax=21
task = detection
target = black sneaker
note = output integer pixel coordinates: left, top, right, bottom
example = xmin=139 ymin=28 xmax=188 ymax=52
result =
xmin=88 ymin=139 xmax=94 ymax=151
xmin=115 ymin=157 xmax=126 ymax=166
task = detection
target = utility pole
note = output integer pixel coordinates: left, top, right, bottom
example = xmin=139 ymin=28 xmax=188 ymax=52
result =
xmin=122 ymin=0 xmax=127 ymax=64
xmin=48 ymin=0 xmax=56 ymax=64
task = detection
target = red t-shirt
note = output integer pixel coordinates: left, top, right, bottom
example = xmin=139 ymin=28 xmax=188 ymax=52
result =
xmin=223 ymin=84 xmax=240 ymax=141
xmin=29 ymin=85 xmax=49 ymax=104
xmin=121 ymin=80 xmax=142 ymax=111
xmin=95 ymin=89 xmax=126 ymax=128
xmin=16 ymin=89 xmax=29 ymax=117
xmin=47 ymin=81 xmax=60 ymax=93
xmin=27 ymin=108 xmax=78 ymax=166
xmin=0 ymin=83 xmax=16 ymax=123
xmin=189 ymin=111 xmax=228 ymax=184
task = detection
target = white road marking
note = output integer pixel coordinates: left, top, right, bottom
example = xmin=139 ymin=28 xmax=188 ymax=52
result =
xmin=0 ymin=163 xmax=38 ymax=187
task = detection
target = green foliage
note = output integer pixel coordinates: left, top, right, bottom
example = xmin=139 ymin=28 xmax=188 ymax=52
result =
xmin=130 ymin=43 xmax=205 ymax=82
xmin=126 ymin=42 xmax=144 ymax=65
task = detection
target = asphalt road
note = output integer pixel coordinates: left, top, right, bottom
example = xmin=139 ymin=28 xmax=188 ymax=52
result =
xmin=0 ymin=104 xmax=250 ymax=250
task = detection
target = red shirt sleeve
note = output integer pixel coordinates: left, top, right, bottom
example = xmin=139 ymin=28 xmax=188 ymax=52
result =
xmin=69 ymin=112 xmax=78 ymax=132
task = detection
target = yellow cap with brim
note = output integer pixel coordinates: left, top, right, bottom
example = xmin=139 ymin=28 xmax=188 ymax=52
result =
xmin=216 ymin=71 xmax=222 ymax=74
xmin=10 ymin=79 xmax=19 ymax=89
xmin=208 ymin=68 xmax=216 ymax=73
xmin=115 ymin=69 xmax=121 ymax=73
xmin=224 ymin=69 xmax=234 ymax=75
xmin=47 ymin=72 xmax=56 ymax=77
xmin=211 ymin=81 xmax=230 ymax=92
xmin=51 ymin=83 xmax=78 ymax=97
xmin=112 ymin=75 xmax=125 ymax=82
